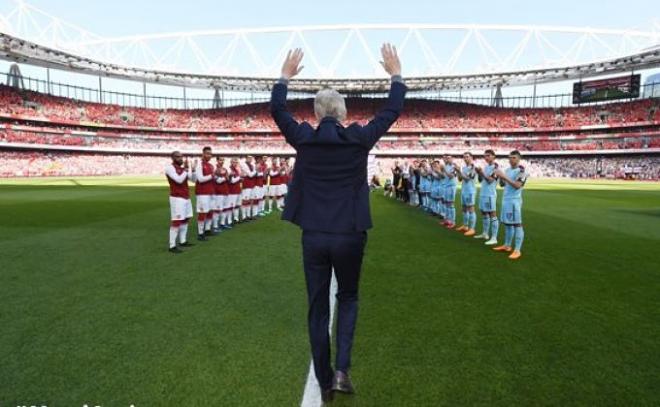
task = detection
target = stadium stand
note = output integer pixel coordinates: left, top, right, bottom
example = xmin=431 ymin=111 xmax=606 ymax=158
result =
xmin=2 ymin=151 xmax=657 ymax=180
xmin=0 ymin=84 xmax=658 ymax=179
xmin=1 ymin=84 xmax=659 ymax=132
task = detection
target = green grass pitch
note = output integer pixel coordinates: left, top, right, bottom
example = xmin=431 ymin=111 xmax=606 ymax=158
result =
xmin=1 ymin=177 xmax=659 ymax=406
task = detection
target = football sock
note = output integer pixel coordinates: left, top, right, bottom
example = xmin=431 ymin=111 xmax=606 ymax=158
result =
xmin=514 ymin=226 xmax=524 ymax=251
xmin=491 ymin=217 xmax=500 ymax=239
xmin=197 ymin=213 xmax=205 ymax=235
xmin=179 ymin=222 xmax=188 ymax=243
xmin=469 ymin=212 xmax=476 ymax=229
xmin=504 ymin=224 xmax=514 ymax=247
xmin=482 ymin=216 xmax=491 ymax=236
xmin=169 ymin=226 xmax=178 ymax=249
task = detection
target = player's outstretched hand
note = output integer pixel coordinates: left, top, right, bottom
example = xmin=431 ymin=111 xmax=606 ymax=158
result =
xmin=379 ymin=43 xmax=401 ymax=77
xmin=281 ymin=48 xmax=304 ymax=80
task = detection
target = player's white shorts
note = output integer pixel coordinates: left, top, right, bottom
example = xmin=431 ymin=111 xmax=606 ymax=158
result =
xmin=241 ymin=187 xmax=255 ymax=202
xmin=501 ymin=198 xmax=523 ymax=224
xmin=196 ymin=194 xmax=212 ymax=214
xmin=170 ymin=196 xmax=193 ymax=221
xmin=479 ymin=194 xmax=497 ymax=212
xmin=254 ymin=186 xmax=265 ymax=200
xmin=227 ymin=194 xmax=240 ymax=209
xmin=279 ymin=184 xmax=288 ymax=196
xmin=211 ymin=195 xmax=222 ymax=211
xmin=268 ymin=185 xmax=279 ymax=196
xmin=217 ymin=194 xmax=229 ymax=210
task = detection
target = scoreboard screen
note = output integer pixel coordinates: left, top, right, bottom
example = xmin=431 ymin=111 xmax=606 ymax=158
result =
xmin=572 ymin=74 xmax=640 ymax=104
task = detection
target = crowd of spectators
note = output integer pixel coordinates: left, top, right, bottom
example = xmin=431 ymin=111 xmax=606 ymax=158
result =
xmin=2 ymin=127 xmax=658 ymax=153
xmin=0 ymin=151 xmax=164 ymax=177
xmin=1 ymin=84 xmax=658 ymax=132
xmin=1 ymin=84 xmax=658 ymax=180
xmin=1 ymin=151 xmax=657 ymax=180
xmin=376 ymin=156 xmax=660 ymax=182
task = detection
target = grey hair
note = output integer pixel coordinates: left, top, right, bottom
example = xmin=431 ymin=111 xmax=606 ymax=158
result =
xmin=314 ymin=88 xmax=347 ymax=121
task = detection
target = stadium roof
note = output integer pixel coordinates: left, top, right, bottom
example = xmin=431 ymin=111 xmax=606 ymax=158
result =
xmin=0 ymin=1 xmax=659 ymax=93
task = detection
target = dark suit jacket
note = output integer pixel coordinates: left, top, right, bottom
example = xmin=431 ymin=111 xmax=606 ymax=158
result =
xmin=270 ymin=80 xmax=407 ymax=233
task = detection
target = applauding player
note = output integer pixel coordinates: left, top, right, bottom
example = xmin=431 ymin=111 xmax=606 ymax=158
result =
xmin=268 ymin=158 xmax=283 ymax=212
xmin=165 ymin=151 xmax=194 ymax=253
xmin=228 ymin=158 xmax=243 ymax=225
xmin=214 ymin=157 xmax=231 ymax=231
xmin=493 ymin=150 xmax=528 ymax=260
xmin=430 ymin=160 xmax=443 ymax=217
xmin=456 ymin=152 xmax=477 ymax=236
xmin=241 ymin=156 xmax=257 ymax=221
xmin=255 ymin=156 xmax=268 ymax=217
xmin=195 ymin=147 xmax=215 ymax=241
xmin=475 ymin=149 xmax=500 ymax=245
xmin=442 ymin=155 xmax=458 ymax=228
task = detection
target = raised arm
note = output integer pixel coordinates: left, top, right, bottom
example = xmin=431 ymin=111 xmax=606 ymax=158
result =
xmin=270 ymin=48 xmax=306 ymax=148
xmin=361 ymin=43 xmax=407 ymax=149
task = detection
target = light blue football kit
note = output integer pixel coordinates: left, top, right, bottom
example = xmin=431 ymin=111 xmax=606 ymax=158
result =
xmin=500 ymin=165 xmax=528 ymax=251
xmin=461 ymin=165 xmax=477 ymax=206
xmin=460 ymin=164 xmax=477 ymax=229
xmin=501 ymin=166 xmax=528 ymax=225
xmin=478 ymin=162 xmax=500 ymax=239
xmin=478 ymin=163 xmax=498 ymax=212
xmin=444 ymin=163 xmax=457 ymax=223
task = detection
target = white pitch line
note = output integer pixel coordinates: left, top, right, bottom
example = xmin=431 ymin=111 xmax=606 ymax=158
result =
xmin=300 ymin=270 xmax=338 ymax=407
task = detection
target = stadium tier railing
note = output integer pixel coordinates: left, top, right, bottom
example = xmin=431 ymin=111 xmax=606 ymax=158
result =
xmin=3 ymin=72 xmax=659 ymax=110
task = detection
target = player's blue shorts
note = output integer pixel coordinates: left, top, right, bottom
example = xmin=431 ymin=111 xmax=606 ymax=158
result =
xmin=501 ymin=198 xmax=523 ymax=224
xmin=479 ymin=194 xmax=497 ymax=212
xmin=461 ymin=191 xmax=476 ymax=207
xmin=444 ymin=186 xmax=457 ymax=203
xmin=430 ymin=186 xmax=439 ymax=199
xmin=421 ymin=180 xmax=430 ymax=194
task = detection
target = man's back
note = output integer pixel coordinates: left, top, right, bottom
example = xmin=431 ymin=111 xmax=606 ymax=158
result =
xmin=271 ymin=44 xmax=404 ymax=402
xmin=270 ymin=79 xmax=407 ymax=233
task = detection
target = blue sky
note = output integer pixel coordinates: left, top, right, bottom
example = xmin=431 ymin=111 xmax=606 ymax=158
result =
xmin=0 ymin=0 xmax=657 ymax=103
xmin=17 ymin=0 xmax=657 ymax=34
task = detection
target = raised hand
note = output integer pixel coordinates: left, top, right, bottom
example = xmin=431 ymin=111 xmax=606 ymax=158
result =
xmin=379 ymin=43 xmax=401 ymax=77
xmin=281 ymin=48 xmax=304 ymax=80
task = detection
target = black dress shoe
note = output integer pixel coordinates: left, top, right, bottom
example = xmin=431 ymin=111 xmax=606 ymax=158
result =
xmin=168 ymin=247 xmax=183 ymax=254
xmin=332 ymin=371 xmax=355 ymax=394
xmin=179 ymin=242 xmax=194 ymax=247
xmin=197 ymin=234 xmax=207 ymax=241
xmin=321 ymin=388 xmax=334 ymax=404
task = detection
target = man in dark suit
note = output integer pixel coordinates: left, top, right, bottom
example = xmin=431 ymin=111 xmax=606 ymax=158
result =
xmin=270 ymin=44 xmax=406 ymax=403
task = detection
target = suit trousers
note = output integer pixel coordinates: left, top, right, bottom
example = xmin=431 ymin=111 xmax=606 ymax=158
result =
xmin=301 ymin=229 xmax=367 ymax=390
